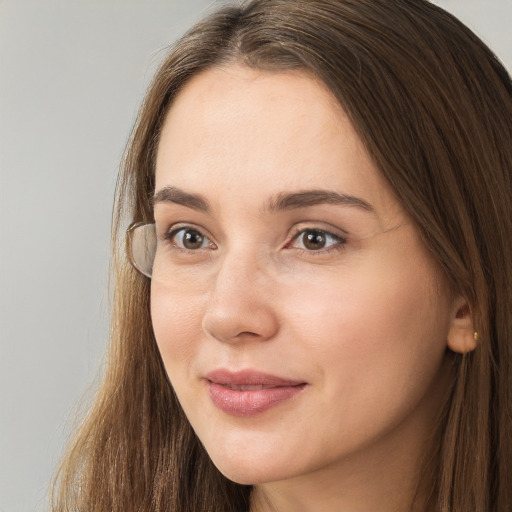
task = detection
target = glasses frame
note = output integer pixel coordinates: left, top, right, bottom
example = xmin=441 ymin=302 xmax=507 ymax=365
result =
xmin=126 ymin=222 xmax=156 ymax=278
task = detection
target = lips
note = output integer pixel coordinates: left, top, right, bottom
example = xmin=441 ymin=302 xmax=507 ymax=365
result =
xmin=221 ymin=384 xmax=278 ymax=390
xmin=204 ymin=369 xmax=307 ymax=417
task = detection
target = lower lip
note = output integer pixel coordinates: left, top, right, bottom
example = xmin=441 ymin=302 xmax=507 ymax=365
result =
xmin=206 ymin=381 xmax=306 ymax=417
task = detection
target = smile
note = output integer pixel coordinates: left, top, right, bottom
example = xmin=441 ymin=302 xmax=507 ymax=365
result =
xmin=223 ymin=384 xmax=277 ymax=390
xmin=204 ymin=369 xmax=307 ymax=417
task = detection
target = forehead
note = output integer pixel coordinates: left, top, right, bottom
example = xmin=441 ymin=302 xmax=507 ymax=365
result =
xmin=155 ymin=65 xmax=403 ymax=224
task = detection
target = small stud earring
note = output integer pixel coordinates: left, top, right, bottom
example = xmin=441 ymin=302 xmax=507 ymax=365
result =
xmin=473 ymin=331 xmax=479 ymax=343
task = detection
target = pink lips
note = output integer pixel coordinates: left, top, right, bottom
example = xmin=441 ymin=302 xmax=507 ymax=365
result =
xmin=205 ymin=369 xmax=307 ymax=417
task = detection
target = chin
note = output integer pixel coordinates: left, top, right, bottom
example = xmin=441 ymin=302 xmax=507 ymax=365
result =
xmin=208 ymin=452 xmax=291 ymax=486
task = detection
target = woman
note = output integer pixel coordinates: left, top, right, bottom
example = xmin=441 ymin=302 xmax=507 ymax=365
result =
xmin=51 ymin=1 xmax=512 ymax=511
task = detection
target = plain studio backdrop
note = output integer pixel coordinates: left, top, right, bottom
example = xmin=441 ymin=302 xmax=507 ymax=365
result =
xmin=0 ymin=1 xmax=510 ymax=511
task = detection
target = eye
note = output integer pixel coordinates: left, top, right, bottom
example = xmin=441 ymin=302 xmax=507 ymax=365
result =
xmin=289 ymin=228 xmax=346 ymax=252
xmin=166 ymin=227 xmax=214 ymax=250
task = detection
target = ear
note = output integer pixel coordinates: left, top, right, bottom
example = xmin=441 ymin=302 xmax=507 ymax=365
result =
xmin=446 ymin=296 xmax=478 ymax=354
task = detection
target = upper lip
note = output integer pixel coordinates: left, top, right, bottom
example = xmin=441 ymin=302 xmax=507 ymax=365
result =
xmin=205 ymin=369 xmax=306 ymax=387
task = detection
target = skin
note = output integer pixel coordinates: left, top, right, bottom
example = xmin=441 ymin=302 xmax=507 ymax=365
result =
xmin=151 ymin=65 xmax=469 ymax=512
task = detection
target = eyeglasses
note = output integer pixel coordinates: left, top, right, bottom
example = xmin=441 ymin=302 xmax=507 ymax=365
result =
xmin=126 ymin=222 xmax=157 ymax=278
xmin=126 ymin=220 xmax=407 ymax=280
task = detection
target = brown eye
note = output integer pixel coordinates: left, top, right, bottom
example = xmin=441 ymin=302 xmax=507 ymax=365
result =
xmin=291 ymin=229 xmax=345 ymax=252
xmin=302 ymin=230 xmax=327 ymax=250
xmin=169 ymin=227 xmax=212 ymax=250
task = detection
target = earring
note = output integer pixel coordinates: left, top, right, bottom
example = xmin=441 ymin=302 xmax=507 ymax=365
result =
xmin=473 ymin=331 xmax=479 ymax=343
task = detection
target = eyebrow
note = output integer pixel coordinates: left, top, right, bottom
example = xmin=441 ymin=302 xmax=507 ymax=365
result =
xmin=266 ymin=189 xmax=374 ymax=213
xmin=152 ymin=186 xmax=211 ymax=212
xmin=152 ymin=186 xmax=374 ymax=214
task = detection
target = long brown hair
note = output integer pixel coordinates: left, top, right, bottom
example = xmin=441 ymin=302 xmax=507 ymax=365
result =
xmin=51 ymin=1 xmax=512 ymax=510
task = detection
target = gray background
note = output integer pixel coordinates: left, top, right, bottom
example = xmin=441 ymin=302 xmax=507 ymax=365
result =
xmin=0 ymin=1 xmax=510 ymax=511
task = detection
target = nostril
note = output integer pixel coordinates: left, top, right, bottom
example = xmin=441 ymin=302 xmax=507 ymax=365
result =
xmin=201 ymin=259 xmax=280 ymax=343
xmin=201 ymin=299 xmax=279 ymax=344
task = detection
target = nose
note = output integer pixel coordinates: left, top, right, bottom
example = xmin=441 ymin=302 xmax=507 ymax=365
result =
xmin=201 ymin=252 xmax=279 ymax=344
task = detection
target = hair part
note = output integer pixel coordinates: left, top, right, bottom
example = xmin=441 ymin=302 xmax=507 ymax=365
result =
xmin=52 ymin=1 xmax=512 ymax=510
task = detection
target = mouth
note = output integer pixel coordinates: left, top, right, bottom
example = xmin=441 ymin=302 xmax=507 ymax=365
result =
xmin=204 ymin=369 xmax=307 ymax=417
xmin=220 ymin=384 xmax=281 ymax=390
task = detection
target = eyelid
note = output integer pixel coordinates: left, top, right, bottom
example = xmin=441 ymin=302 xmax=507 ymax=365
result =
xmin=161 ymin=223 xmax=217 ymax=249
xmin=287 ymin=222 xmax=349 ymax=241
xmin=285 ymin=223 xmax=349 ymax=253
xmin=158 ymin=221 xmax=350 ymax=253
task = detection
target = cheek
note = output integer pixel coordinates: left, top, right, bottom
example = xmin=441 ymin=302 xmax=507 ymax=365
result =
xmin=280 ymin=254 xmax=450 ymax=409
xmin=150 ymin=282 xmax=206 ymax=373
xmin=285 ymin=263 xmax=443 ymax=343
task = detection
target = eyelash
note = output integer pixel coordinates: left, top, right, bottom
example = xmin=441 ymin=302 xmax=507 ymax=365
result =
xmin=286 ymin=228 xmax=347 ymax=255
xmin=164 ymin=225 xmax=216 ymax=253
xmin=162 ymin=224 xmax=347 ymax=255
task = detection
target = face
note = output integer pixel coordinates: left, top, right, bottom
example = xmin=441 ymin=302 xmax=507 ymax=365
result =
xmin=151 ymin=65 xmax=455 ymax=487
